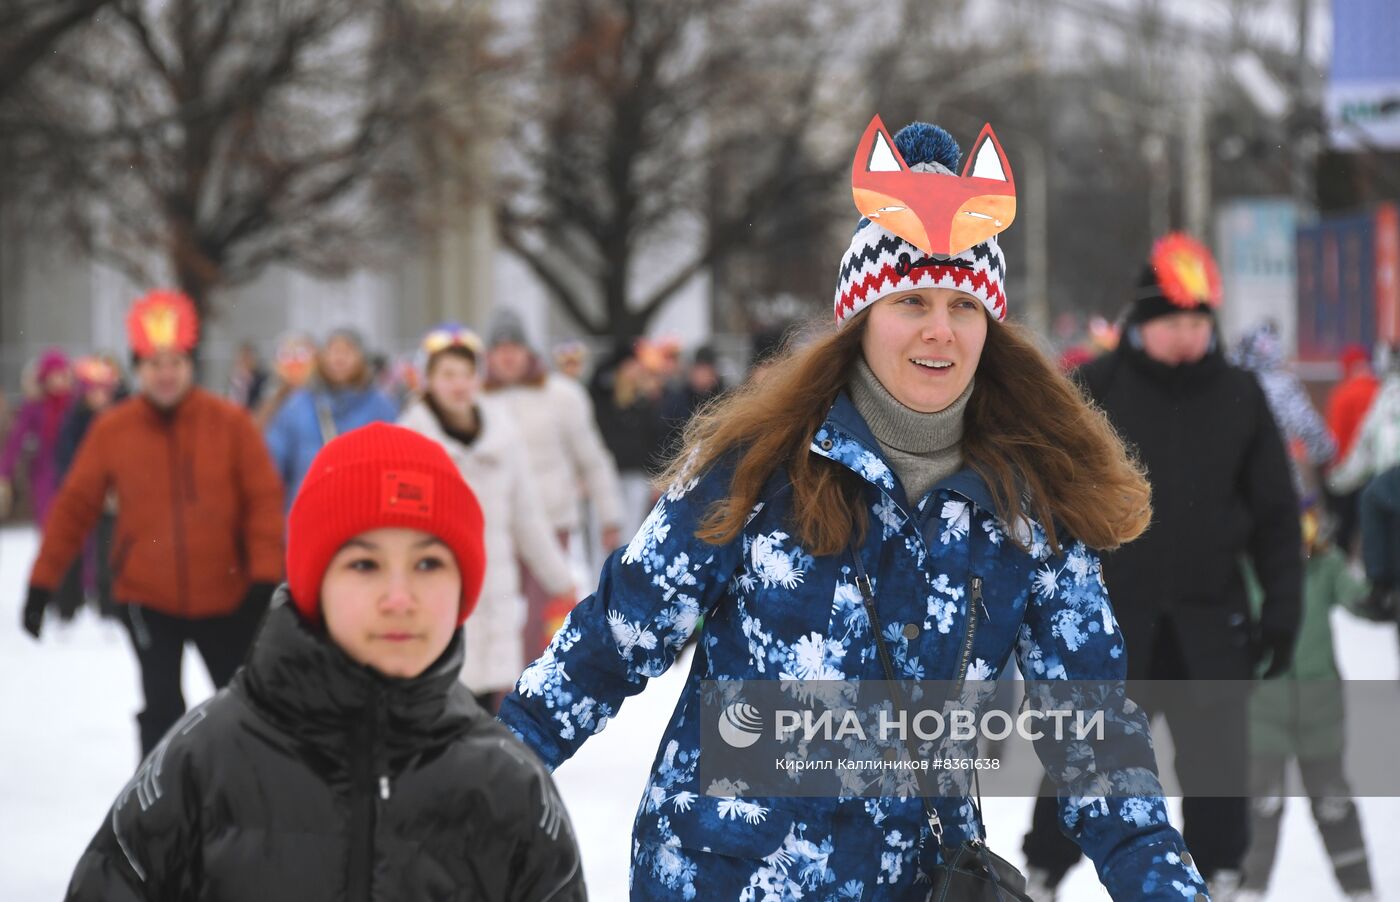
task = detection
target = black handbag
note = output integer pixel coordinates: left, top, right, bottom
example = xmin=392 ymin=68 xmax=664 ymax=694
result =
xmin=849 ymin=540 xmax=1033 ymax=902
xmin=923 ymin=835 xmax=1033 ymax=902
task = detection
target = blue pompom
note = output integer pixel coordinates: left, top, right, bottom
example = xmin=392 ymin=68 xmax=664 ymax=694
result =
xmin=892 ymin=122 xmax=961 ymax=171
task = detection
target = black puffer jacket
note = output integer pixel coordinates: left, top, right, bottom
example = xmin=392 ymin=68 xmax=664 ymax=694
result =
xmin=1076 ymin=339 xmax=1302 ymax=679
xmin=65 ymin=597 xmax=586 ymax=901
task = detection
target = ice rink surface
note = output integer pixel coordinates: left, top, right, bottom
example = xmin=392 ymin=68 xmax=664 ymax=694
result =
xmin=3 ymin=523 xmax=1397 ymax=900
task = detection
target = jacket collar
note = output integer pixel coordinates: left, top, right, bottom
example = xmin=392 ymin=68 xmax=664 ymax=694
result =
xmin=1119 ymin=329 xmax=1227 ymax=392
xmin=813 ymin=390 xmax=997 ymax=515
xmin=236 ymin=591 xmax=481 ymax=757
xmin=398 ymin=399 xmax=443 ymax=439
xmin=401 ymin=398 xmax=499 ymax=455
xmin=317 ymin=385 xmax=365 ymax=405
xmin=136 ymin=386 xmax=203 ymax=423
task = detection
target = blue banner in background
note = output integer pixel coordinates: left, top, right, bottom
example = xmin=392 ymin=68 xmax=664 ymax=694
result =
xmin=1328 ymin=0 xmax=1400 ymax=149
xmin=1296 ymin=213 xmax=1378 ymax=360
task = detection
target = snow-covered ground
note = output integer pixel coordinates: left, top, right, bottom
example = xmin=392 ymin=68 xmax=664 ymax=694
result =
xmin=2 ymin=522 xmax=1397 ymax=900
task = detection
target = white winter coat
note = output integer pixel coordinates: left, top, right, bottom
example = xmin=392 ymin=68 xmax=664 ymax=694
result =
xmin=485 ymin=374 xmax=623 ymax=532
xmin=398 ymin=398 xmax=574 ymax=693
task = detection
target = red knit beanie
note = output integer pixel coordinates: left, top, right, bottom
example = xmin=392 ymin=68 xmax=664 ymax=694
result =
xmin=286 ymin=423 xmax=486 ymax=626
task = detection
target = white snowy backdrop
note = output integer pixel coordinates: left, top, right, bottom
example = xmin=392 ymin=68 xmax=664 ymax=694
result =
xmin=2 ymin=523 xmax=1397 ymax=900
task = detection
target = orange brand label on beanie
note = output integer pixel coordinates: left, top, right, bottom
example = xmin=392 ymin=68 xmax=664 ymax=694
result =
xmin=382 ymin=470 xmax=434 ymax=516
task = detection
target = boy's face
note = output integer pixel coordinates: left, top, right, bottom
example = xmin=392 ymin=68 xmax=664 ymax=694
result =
xmin=136 ymin=350 xmax=194 ymax=409
xmin=320 ymin=527 xmax=462 ymax=679
xmin=1139 ymin=311 xmax=1213 ymax=366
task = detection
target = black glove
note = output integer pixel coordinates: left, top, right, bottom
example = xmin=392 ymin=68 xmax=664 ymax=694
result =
xmin=1357 ymin=585 xmax=1400 ymax=623
xmin=1253 ymin=625 xmax=1297 ymax=679
xmin=21 ymin=586 xmax=50 ymax=640
xmin=241 ymin=582 xmax=278 ymax=621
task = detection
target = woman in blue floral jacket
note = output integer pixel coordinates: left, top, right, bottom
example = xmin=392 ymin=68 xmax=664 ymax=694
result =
xmin=499 ymin=120 xmax=1209 ymax=901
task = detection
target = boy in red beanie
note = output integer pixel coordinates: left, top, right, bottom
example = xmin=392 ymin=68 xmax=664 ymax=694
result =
xmin=65 ymin=423 xmax=586 ymax=902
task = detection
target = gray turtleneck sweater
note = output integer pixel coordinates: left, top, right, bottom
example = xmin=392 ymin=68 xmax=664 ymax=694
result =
xmin=848 ymin=358 xmax=972 ymax=506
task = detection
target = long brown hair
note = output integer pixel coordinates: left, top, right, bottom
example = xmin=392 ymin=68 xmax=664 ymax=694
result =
xmin=659 ymin=312 xmax=1151 ymax=556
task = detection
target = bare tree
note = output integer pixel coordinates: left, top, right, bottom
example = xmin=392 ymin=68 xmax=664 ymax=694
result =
xmin=5 ymin=0 xmax=496 ymax=313
xmin=0 ymin=0 xmax=112 ymax=100
xmin=495 ymin=0 xmax=863 ymax=340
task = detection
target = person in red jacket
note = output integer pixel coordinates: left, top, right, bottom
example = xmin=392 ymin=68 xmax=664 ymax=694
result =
xmin=1325 ymin=344 xmax=1380 ymax=553
xmin=21 ymin=290 xmax=285 ymax=756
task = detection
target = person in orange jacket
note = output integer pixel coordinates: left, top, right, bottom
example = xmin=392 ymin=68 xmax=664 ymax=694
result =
xmin=1325 ymin=344 xmax=1381 ymax=553
xmin=20 ymin=290 xmax=285 ymax=756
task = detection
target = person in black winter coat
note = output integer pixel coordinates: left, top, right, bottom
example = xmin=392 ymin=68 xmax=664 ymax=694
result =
xmin=658 ymin=345 xmax=726 ymax=462
xmin=52 ymin=355 xmax=128 ymax=619
xmin=590 ymin=341 xmax=666 ymax=475
xmin=1022 ymin=233 xmax=1303 ymax=899
xmin=589 ymin=341 xmax=666 ymax=534
xmin=65 ymin=423 xmax=586 ymax=902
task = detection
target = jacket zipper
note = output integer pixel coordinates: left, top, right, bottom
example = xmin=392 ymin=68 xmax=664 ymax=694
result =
xmin=347 ymin=691 xmax=383 ymax=902
xmin=953 ymin=576 xmax=983 ymax=700
xmin=951 ymin=574 xmax=991 ymax=851
xmin=166 ymin=425 xmax=190 ymax=615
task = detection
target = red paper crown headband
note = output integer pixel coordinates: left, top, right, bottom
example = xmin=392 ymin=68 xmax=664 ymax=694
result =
xmin=1149 ymin=233 xmax=1222 ymax=309
xmin=851 ymin=115 xmax=1017 ymax=257
xmin=127 ymin=290 xmax=199 ymax=357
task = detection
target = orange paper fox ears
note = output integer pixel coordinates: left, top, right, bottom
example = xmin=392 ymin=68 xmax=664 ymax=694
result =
xmin=851 ymin=115 xmax=1017 ymax=257
xmin=127 ymin=290 xmax=200 ymax=357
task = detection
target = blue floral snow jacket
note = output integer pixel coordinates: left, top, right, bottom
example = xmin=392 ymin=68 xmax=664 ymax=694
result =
xmin=499 ymin=392 xmax=1209 ymax=901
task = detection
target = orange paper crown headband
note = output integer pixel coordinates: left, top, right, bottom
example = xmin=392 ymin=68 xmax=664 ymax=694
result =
xmin=851 ymin=116 xmax=1017 ymax=257
xmin=127 ymin=290 xmax=199 ymax=356
xmin=1148 ymin=233 xmax=1223 ymax=309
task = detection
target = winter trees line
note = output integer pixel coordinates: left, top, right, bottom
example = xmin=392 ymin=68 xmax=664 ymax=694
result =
xmin=0 ymin=0 xmax=1318 ymax=340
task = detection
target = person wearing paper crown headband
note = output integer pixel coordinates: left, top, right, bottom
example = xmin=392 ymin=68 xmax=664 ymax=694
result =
xmin=397 ymin=324 xmax=575 ymax=712
xmin=49 ymin=353 xmax=129 ymax=621
xmin=1022 ymin=232 xmax=1301 ymax=900
xmin=20 ymin=289 xmax=288 ymax=761
xmin=498 ymin=118 xmax=1208 ymax=900
xmin=57 ymin=354 xmax=127 ymax=480
xmin=65 ymin=422 xmax=587 ymax=901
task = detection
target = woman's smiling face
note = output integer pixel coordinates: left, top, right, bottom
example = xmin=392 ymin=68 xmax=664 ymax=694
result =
xmin=859 ymin=287 xmax=987 ymax=412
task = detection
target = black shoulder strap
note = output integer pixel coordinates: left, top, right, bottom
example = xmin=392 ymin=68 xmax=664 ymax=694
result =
xmin=314 ymin=395 xmax=339 ymax=446
xmin=848 ymin=537 xmax=989 ymax=844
